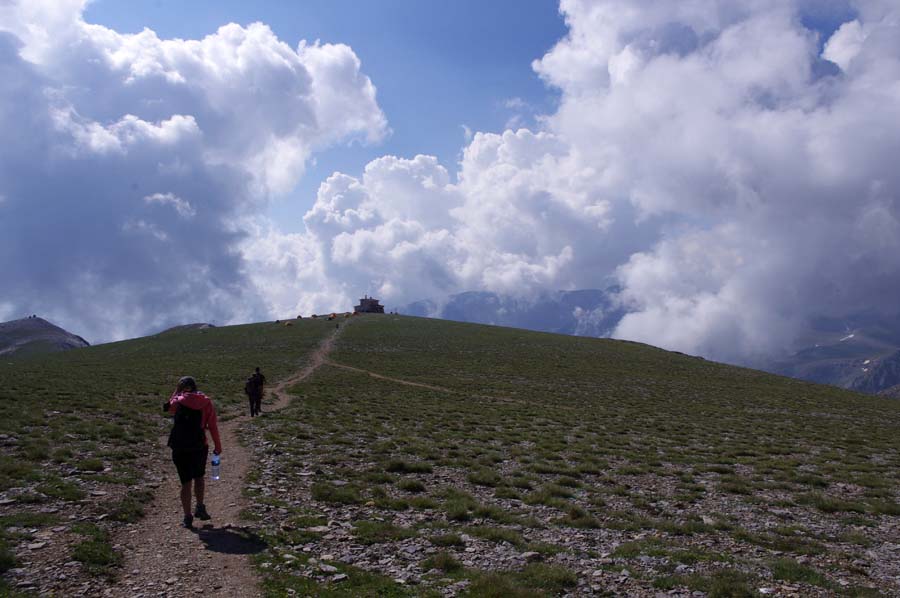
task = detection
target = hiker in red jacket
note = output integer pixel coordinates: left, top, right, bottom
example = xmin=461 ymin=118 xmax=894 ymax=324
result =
xmin=163 ymin=376 xmax=223 ymax=529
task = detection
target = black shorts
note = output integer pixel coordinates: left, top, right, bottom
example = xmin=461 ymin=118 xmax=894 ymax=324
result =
xmin=172 ymin=447 xmax=208 ymax=484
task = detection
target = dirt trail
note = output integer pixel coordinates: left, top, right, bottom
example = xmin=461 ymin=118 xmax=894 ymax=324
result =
xmin=325 ymin=359 xmax=532 ymax=407
xmin=325 ymin=360 xmax=453 ymax=393
xmin=110 ymin=328 xmax=342 ymax=598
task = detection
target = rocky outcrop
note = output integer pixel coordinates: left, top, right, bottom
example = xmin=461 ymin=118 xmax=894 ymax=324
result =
xmin=850 ymin=350 xmax=900 ymax=395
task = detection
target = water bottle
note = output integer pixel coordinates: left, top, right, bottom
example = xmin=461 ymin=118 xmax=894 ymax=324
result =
xmin=210 ymin=453 xmax=221 ymax=481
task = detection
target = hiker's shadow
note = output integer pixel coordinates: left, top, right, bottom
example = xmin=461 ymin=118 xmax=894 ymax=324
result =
xmin=191 ymin=525 xmax=268 ymax=555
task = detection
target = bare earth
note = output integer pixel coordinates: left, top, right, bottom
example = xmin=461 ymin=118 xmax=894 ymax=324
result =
xmin=108 ymin=329 xmax=341 ymax=598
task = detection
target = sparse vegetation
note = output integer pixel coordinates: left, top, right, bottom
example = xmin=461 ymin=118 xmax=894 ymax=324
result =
xmin=3 ymin=314 xmax=900 ymax=595
xmin=0 ymin=319 xmax=334 ymax=593
xmin=244 ymin=315 xmax=900 ymax=596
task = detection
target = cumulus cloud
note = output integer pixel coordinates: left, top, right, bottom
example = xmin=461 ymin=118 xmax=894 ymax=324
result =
xmin=548 ymin=0 xmax=900 ymax=361
xmin=6 ymin=0 xmax=900 ymax=367
xmin=0 ymin=0 xmax=385 ymax=341
xmin=248 ymin=0 xmax=900 ymax=365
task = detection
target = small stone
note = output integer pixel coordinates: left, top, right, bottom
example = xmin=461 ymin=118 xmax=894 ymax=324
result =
xmin=333 ymin=574 xmax=348 ymax=582
xmin=27 ymin=542 xmax=46 ymax=550
xmin=165 ymin=577 xmax=177 ymax=585
xmin=320 ymin=563 xmax=339 ymax=574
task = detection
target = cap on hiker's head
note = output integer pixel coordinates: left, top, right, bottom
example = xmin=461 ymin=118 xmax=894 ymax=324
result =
xmin=178 ymin=376 xmax=197 ymax=392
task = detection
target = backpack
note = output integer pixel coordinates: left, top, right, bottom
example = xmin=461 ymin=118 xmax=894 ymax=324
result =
xmin=246 ymin=373 xmax=263 ymax=396
xmin=167 ymin=404 xmax=205 ymax=450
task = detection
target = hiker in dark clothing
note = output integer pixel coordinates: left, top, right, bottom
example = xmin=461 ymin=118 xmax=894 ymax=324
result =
xmin=244 ymin=367 xmax=266 ymax=417
xmin=163 ymin=376 xmax=222 ymax=529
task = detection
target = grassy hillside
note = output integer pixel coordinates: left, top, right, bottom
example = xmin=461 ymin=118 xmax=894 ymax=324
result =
xmin=1 ymin=314 xmax=898 ymax=596
xmin=246 ymin=316 xmax=900 ymax=597
xmin=0 ymin=319 xmax=333 ymax=595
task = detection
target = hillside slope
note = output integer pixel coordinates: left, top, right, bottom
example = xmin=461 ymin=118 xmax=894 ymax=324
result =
xmin=246 ymin=316 xmax=900 ymax=597
xmin=1 ymin=316 xmax=898 ymax=597
xmin=0 ymin=316 xmax=89 ymax=358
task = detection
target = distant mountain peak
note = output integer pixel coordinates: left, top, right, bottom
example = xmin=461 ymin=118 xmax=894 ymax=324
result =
xmin=398 ymin=288 xmax=625 ymax=338
xmin=0 ymin=316 xmax=90 ymax=358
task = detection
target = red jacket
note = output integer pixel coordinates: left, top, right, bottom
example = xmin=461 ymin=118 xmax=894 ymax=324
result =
xmin=165 ymin=391 xmax=223 ymax=454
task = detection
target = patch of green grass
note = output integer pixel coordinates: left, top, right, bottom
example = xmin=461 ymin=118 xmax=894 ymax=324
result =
xmin=557 ymin=505 xmax=600 ymax=528
xmin=422 ymin=551 xmax=463 ymax=573
xmin=109 ymin=489 xmax=154 ymax=523
xmin=311 ymin=482 xmax=362 ymax=505
xmin=442 ymin=489 xmax=478 ymax=522
xmin=397 ymin=479 xmax=425 ymax=493
xmin=352 ymin=520 xmax=417 ymax=545
xmin=71 ymin=524 xmax=121 ymax=576
xmin=518 ymin=563 xmax=578 ymax=592
xmin=370 ymin=487 xmax=409 ymax=511
xmin=655 ymin=569 xmax=756 ymax=598
xmin=796 ymin=492 xmax=867 ymax=513
xmin=0 ymin=539 xmax=16 ymax=574
xmin=258 ymin=558 xmax=413 ymax=597
xmin=465 ymin=563 xmax=577 ymax=597
xmin=77 ymin=458 xmax=105 ymax=472
xmin=466 ymin=525 xmax=525 ymax=547
xmin=770 ymin=557 xmax=830 ymax=587
xmin=467 ymin=468 xmax=501 ymax=487
xmin=385 ymin=460 xmax=433 ymax=474
xmin=430 ymin=533 xmax=465 ymax=547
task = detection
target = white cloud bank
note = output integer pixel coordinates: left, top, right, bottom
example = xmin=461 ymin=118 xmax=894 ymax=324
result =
xmin=247 ymin=0 xmax=900 ymax=365
xmin=3 ymin=0 xmax=900 ymax=366
xmin=0 ymin=0 xmax=385 ymax=340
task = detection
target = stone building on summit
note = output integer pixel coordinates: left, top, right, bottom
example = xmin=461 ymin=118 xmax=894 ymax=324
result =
xmin=354 ymin=295 xmax=385 ymax=314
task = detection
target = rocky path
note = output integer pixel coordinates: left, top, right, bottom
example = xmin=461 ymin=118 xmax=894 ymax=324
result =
xmin=108 ymin=328 xmax=343 ymax=598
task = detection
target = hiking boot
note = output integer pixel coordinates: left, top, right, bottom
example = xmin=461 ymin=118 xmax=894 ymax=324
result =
xmin=183 ymin=514 xmax=194 ymax=529
xmin=194 ymin=503 xmax=211 ymax=521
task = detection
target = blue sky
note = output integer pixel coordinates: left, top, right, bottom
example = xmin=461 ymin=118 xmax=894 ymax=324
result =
xmin=84 ymin=0 xmax=568 ymax=232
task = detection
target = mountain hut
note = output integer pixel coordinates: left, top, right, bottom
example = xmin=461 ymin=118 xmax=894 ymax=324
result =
xmin=354 ymin=295 xmax=385 ymax=314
